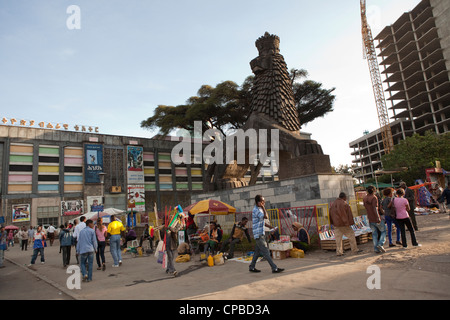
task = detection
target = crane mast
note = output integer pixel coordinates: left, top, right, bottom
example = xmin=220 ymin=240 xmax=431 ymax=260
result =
xmin=360 ymin=0 xmax=394 ymax=154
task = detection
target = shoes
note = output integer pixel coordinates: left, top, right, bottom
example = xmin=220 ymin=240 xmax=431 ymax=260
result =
xmin=102 ymin=263 xmax=106 ymax=271
xmin=413 ymin=244 xmax=422 ymax=247
xmin=389 ymin=243 xmax=396 ymax=247
xmin=119 ymin=260 xmax=122 ymax=266
xmin=396 ymin=241 xmax=402 ymax=245
xmin=172 ymin=271 xmax=178 ymax=277
xmin=249 ymin=268 xmax=261 ymax=273
xmin=272 ymin=268 xmax=285 ymax=273
xmin=377 ymin=245 xmax=386 ymax=253
xmin=41 ymin=262 xmax=45 ymax=265
xmin=112 ymin=264 xmax=119 ymax=267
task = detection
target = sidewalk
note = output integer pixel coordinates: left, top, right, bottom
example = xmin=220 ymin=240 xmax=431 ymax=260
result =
xmin=3 ymin=214 xmax=450 ymax=300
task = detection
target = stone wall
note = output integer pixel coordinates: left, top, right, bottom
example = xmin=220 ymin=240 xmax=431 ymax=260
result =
xmin=191 ymin=173 xmax=355 ymax=212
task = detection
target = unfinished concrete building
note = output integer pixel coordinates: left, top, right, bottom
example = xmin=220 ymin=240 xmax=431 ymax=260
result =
xmin=350 ymin=0 xmax=450 ymax=183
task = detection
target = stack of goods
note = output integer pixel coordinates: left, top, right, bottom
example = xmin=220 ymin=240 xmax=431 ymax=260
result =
xmin=319 ymin=215 xmax=372 ymax=250
xmin=269 ymin=235 xmax=293 ymax=260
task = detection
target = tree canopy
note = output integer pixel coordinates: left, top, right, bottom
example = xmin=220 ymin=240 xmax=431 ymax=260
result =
xmin=141 ymin=69 xmax=335 ymax=136
xmin=380 ymin=131 xmax=450 ymax=185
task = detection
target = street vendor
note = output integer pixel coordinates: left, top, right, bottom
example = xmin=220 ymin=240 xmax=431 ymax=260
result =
xmin=291 ymin=222 xmax=310 ymax=252
xmin=220 ymin=217 xmax=251 ymax=259
xmin=123 ymin=227 xmax=137 ymax=248
xmin=185 ymin=213 xmax=198 ymax=239
xmin=202 ymin=221 xmax=222 ymax=255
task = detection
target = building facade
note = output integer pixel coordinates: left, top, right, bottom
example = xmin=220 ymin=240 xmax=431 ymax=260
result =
xmin=0 ymin=123 xmax=279 ymax=228
xmin=350 ymin=0 xmax=450 ymax=182
xmin=0 ymin=124 xmax=205 ymax=228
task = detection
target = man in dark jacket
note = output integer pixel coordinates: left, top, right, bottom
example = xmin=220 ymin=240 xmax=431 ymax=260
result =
xmin=59 ymin=223 xmax=73 ymax=267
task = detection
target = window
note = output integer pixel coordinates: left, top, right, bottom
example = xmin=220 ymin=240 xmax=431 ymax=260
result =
xmin=37 ymin=206 xmax=59 ymax=227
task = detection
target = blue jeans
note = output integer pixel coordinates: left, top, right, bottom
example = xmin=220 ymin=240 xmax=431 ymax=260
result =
xmin=30 ymin=247 xmax=45 ymax=264
xmin=385 ymin=216 xmax=401 ymax=244
xmin=370 ymin=221 xmax=386 ymax=252
xmin=80 ymin=252 xmax=94 ymax=281
xmin=249 ymin=237 xmax=278 ymax=271
xmin=110 ymin=234 xmax=122 ymax=266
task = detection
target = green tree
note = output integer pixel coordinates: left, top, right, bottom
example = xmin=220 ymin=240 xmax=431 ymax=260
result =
xmin=141 ymin=70 xmax=335 ymax=136
xmin=381 ymin=131 xmax=450 ymax=185
xmin=290 ymin=69 xmax=336 ymax=126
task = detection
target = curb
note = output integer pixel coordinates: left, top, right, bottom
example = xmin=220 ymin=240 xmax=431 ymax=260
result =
xmin=6 ymin=257 xmax=83 ymax=300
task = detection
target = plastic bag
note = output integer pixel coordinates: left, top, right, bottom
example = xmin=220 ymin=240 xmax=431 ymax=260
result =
xmin=213 ymin=253 xmax=224 ymax=265
xmin=175 ymin=254 xmax=191 ymax=263
xmin=290 ymin=248 xmax=304 ymax=258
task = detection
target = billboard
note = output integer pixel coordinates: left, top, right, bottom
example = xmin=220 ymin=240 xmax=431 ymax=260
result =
xmin=87 ymin=196 xmax=104 ymax=213
xmin=85 ymin=144 xmax=103 ymax=183
xmin=127 ymin=146 xmax=144 ymax=184
xmin=12 ymin=204 xmax=30 ymax=223
xmin=127 ymin=185 xmax=145 ymax=212
xmin=61 ymin=200 xmax=84 ymax=216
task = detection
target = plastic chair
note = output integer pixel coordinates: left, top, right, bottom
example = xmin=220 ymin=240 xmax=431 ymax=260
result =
xmin=130 ymin=239 xmax=139 ymax=248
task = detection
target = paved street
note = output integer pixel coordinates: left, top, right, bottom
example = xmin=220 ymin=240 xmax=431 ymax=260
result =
xmin=1 ymin=214 xmax=450 ymax=304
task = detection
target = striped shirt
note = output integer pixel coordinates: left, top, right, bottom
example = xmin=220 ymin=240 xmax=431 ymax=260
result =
xmin=252 ymin=205 xmax=265 ymax=239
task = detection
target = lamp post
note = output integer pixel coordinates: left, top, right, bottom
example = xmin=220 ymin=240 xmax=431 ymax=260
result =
xmin=98 ymin=172 xmax=106 ymax=220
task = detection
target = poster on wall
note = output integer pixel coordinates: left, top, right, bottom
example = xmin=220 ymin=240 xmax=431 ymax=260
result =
xmin=127 ymin=185 xmax=145 ymax=212
xmin=12 ymin=204 xmax=31 ymax=223
xmin=127 ymin=146 xmax=144 ymax=184
xmin=61 ymin=200 xmax=84 ymax=216
xmin=85 ymin=144 xmax=103 ymax=183
xmin=87 ymin=196 xmax=104 ymax=213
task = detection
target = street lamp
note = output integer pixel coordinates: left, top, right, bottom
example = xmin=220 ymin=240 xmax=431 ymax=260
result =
xmin=98 ymin=172 xmax=106 ymax=219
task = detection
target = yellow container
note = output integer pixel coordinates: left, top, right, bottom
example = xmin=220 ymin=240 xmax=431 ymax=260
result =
xmin=207 ymin=254 xmax=214 ymax=267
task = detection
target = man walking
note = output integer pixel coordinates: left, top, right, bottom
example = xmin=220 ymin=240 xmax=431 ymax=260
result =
xmin=107 ymin=215 xmax=125 ymax=267
xmin=363 ymin=186 xmax=386 ymax=254
xmin=329 ymin=192 xmax=360 ymax=256
xmin=249 ymin=195 xmax=284 ymax=273
xmin=47 ymin=224 xmax=56 ymax=246
xmin=76 ymin=219 xmax=98 ymax=282
xmin=73 ymin=216 xmax=86 ymax=264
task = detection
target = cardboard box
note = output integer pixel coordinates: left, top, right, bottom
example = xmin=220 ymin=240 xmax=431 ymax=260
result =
xmin=269 ymin=242 xmax=293 ymax=251
xmin=272 ymin=250 xmax=289 ymax=260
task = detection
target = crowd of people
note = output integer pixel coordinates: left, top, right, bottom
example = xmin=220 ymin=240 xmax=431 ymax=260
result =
xmin=1 ymin=182 xmax=448 ymax=276
xmin=328 ymin=182 xmax=449 ymax=257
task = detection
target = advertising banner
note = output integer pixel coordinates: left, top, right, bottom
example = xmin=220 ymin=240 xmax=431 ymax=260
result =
xmin=127 ymin=146 xmax=144 ymax=184
xmin=127 ymin=185 xmax=145 ymax=212
xmin=85 ymin=144 xmax=103 ymax=183
xmin=12 ymin=204 xmax=31 ymax=223
xmin=61 ymin=200 xmax=84 ymax=216
xmin=87 ymin=196 xmax=104 ymax=212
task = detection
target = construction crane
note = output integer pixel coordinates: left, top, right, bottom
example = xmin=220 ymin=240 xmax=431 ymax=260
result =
xmin=360 ymin=0 xmax=394 ymax=154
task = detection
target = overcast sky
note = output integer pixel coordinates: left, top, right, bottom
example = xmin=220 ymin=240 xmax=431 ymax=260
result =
xmin=0 ymin=0 xmax=421 ymax=167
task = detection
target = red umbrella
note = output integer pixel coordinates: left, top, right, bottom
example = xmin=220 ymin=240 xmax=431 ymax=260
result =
xmin=5 ymin=225 xmax=19 ymax=230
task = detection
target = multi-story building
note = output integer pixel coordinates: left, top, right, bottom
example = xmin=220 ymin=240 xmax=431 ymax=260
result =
xmin=350 ymin=0 xmax=450 ymax=183
xmin=0 ymin=123 xmax=205 ymax=228
xmin=0 ymin=122 xmax=278 ymax=227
